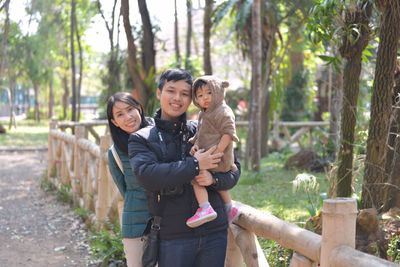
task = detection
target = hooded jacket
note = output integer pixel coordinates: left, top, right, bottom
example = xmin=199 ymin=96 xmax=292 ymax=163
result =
xmin=192 ymin=75 xmax=239 ymax=172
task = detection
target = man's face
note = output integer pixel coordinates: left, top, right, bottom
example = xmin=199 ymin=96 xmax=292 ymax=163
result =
xmin=157 ymin=80 xmax=192 ymax=121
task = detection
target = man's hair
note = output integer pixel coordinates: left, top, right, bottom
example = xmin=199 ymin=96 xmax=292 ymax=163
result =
xmin=106 ymin=92 xmax=148 ymax=154
xmin=158 ymin=69 xmax=193 ymax=91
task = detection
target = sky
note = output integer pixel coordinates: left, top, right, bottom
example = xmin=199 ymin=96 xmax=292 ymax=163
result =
xmin=7 ymin=0 xmax=197 ymax=53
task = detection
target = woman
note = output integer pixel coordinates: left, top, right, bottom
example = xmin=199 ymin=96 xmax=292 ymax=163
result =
xmin=106 ymin=92 xmax=150 ymax=267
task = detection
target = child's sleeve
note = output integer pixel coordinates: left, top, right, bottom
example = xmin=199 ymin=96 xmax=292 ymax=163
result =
xmin=219 ymin=108 xmax=239 ymax=142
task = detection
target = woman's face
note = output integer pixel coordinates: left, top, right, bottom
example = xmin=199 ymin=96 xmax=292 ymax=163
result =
xmin=111 ymin=101 xmax=142 ymax=134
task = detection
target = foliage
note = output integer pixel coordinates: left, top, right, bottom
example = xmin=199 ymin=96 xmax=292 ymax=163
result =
xmin=56 ymin=184 xmax=73 ymax=204
xmin=89 ymin=225 xmax=125 ymax=267
xmin=260 ymin=239 xmax=293 ymax=267
xmin=387 ymin=234 xmax=400 ymax=264
xmin=281 ymin=68 xmax=311 ymax=121
xmin=40 ymin=176 xmax=57 ymax=192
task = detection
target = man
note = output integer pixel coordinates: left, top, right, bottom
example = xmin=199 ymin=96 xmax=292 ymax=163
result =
xmin=129 ymin=68 xmax=240 ymax=267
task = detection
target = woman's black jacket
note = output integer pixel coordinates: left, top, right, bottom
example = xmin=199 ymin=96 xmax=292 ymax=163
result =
xmin=128 ymin=110 xmax=240 ymax=240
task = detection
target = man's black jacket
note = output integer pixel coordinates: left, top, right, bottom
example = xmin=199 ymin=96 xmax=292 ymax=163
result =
xmin=128 ymin=110 xmax=240 ymax=240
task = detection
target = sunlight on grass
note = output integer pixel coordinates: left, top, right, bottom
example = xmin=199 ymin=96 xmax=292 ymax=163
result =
xmin=0 ymin=120 xmax=49 ymax=147
xmin=232 ymin=153 xmax=329 ymax=224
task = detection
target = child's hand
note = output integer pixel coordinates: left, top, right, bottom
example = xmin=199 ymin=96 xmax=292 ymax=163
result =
xmin=190 ymin=144 xmax=199 ymax=156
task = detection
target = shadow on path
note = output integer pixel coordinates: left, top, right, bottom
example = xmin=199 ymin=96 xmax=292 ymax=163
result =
xmin=0 ymin=151 xmax=92 ymax=267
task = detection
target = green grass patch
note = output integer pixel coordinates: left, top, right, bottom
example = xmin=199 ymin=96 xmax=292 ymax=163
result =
xmin=0 ymin=119 xmax=49 ymax=147
xmin=232 ymin=152 xmax=328 ymax=223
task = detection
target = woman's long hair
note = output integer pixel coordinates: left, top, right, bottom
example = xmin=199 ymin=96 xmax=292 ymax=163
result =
xmin=106 ymin=92 xmax=148 ymax=154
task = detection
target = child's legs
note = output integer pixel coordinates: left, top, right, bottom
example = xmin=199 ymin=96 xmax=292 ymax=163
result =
xmin=192 ymin=180 xmax=209 ymax=205
xmin=218 ymin=190 xmax=232 ymax=204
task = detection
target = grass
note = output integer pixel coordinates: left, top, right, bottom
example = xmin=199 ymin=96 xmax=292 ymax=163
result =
xmin=0 ymin=119 xmax=49 ymax=147
xmin=232 ymin=152 xmax=329 ymax=224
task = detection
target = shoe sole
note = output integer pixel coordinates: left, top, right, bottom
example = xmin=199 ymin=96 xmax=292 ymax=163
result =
xmin=186 ymin=213 xmax=218 ymax=228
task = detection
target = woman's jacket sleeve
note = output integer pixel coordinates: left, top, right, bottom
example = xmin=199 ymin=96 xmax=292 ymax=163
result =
xmin=107 ymin=150 xmax=126 ymax=196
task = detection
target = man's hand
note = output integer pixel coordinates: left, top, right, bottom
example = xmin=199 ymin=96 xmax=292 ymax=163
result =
xmin=195 ymin=170 xmax=214 ymax=186
xmin=194 ymin=145 xmax=223 ymax=170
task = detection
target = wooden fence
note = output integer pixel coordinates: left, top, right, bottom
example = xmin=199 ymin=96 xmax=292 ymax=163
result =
xmin=47 ymin=120 xmax=397 ymax=267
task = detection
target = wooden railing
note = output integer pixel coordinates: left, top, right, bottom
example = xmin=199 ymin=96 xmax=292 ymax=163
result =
xmin=47 ymin=120 xmax=397 ymax=267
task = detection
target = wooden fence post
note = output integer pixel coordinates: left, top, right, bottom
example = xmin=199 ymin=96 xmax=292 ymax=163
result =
xmin=47 ymin=119 xmax=58 ymax=181
xmin=72 ymin=126 xmax=86 ymax=206
xmin=225 ymin=226 xmax=245 ymax=267
xmin=320 ymin=198 xmax=357 ymax=266
xmin=289 ymin=253 xmax=313 ymax=267
xmin=228 ymin=223 xmax=269 ymax=267
xmin=96 ymin=134 xmax=112 ymax=227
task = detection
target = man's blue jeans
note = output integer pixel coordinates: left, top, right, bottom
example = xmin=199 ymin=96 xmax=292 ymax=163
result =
xmin=158 ymin=230 xmax=228 ymax=267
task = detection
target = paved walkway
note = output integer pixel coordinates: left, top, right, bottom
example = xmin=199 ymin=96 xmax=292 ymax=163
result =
xmin=0 ymin=150 xmax=92 ymax=267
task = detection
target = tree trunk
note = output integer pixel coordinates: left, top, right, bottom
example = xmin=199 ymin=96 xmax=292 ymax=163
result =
xmin=48 ymin=77 xmax=54 ymax=119
xmin=70 ymin=0 xmax=77 ymax=121
xmin=121 ymin=0 xmax=148 ymax=107
xmin=8 ymin=76 xmax=16 ymax=129
xmin=248 ymin=0 xmax=262 ymax=171
xmin=261 ymin=40 xmax=274 ymax=157
xmin=74 ymin=8 xmax=83 ymax=122
xmin=62 ymin=73 xmax=69 ymax=120
xmin=363 ymin=1 xmax=400 ymax=210
xmin=329 ymin=68 xmax=343 ymax=160
xmin=185 ymin=0 xmax=192 ymax=70
xmin=138 ymin=0 xmax=155 ymax=74
xmin=203 ymin=0 xmax=213 ymax=75
xmin=97 ymin=0 xmax=121 ymax=99
xmin=33 ymin=82 xmax=40 ymax=122
xmin=384 ymin=72 xmax=400 ymax=210
xmin=336 ymin=2 xmax=372 ymax=197
xmin=174 ymin=0 xmax=181 ymax=68
xmin=385 ymin=67 xmax=400 ymax=177
xmin=0 ymin=0 xmax=10 ymax=78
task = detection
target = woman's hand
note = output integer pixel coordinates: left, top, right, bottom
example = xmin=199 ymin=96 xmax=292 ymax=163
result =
xmin=194 ymin=145 xmax=223 ymax=170
xmin=190 ymin=144 xmax=199 ymax=156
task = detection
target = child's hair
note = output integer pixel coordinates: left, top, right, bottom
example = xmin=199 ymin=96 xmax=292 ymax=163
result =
xmin=158 ymin=68 xmax=193 ymax=91
xmin=106 ymin=92 xmax=148 ymax=154
xmin=192 ymin=79 xmax=208 ymax=98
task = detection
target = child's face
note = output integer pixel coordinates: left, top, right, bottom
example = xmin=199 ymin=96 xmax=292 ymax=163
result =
xmin=157 ymin=80 xmax=192 ymax=121
xmin=195 ymin=86 xmax=212 ymax=109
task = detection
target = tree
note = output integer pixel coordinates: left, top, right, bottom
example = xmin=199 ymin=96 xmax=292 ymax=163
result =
xmin=70 ymin=0 xmax=77 ymax=121
xmin=121 ymin=0 xmax=154 ymax=112
xmin=384 ymin=65 xmax=400 ymax=210
xmin=362 ymin=1 xmax=400 ymax=210
xmin=185 ymin=0 xmax=193 ymax=71
xmin=308 ymin=0 xmax=372 ymax=197
xmin=247 ymin=0 xmax=262 ymax=171
xmin=97 ymin=0 xmax=122 ymax=101
xmin=336 ymin=1 xmax=372 ymax=197
xmin=203 ymin=0 xmax=213 ymax=75
xmin=174 ymin=0 xmax=181 ymax=68
xmin=138 ymin=0 xmax=155 ymax=75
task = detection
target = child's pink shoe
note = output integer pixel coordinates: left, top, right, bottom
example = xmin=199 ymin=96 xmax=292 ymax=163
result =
xmin=228 ymin=206 xmax=239 ymax=224
xmin=186 ymin=206 xmax=217 ymax=228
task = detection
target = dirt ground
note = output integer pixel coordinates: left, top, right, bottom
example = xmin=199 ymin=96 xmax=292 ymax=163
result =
xmin=0 ymin=150 xmax=93 ymax=267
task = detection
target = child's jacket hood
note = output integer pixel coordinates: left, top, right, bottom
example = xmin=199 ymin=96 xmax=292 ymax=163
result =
xmin=193 ymin=75 xmax=229 ymax=113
